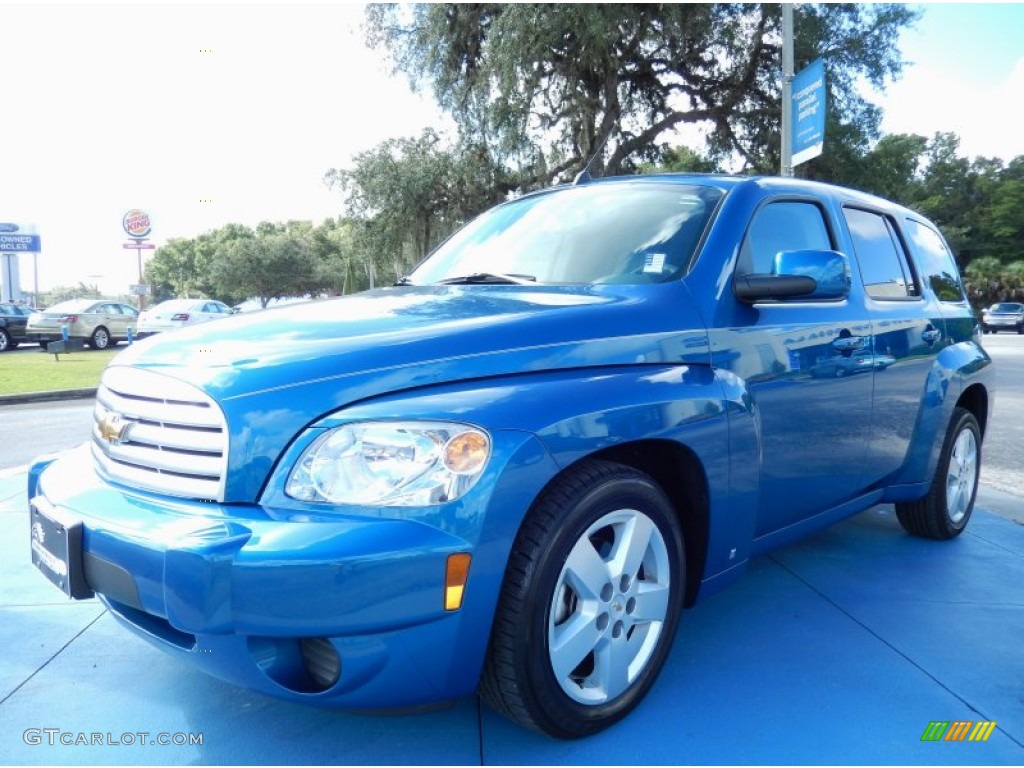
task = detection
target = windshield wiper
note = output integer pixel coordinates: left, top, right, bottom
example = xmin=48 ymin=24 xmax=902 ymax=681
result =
xmin=436 ymin=272 xmax=537 ymax=285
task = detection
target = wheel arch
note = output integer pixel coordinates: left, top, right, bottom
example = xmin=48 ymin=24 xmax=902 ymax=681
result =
xmin=956 ymin=382 xmax=989 ymax=441
xmin=549 ymin=439 xmax=710 ymax=608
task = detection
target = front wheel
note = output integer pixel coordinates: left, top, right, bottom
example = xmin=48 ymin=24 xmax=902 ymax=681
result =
xmin=480 ymin=459 xmax=684 ymax=739
xmin=896 ymin=407 xmax=981 ymax=540
xmin=0 ymin=329 xmax=11 ymax=352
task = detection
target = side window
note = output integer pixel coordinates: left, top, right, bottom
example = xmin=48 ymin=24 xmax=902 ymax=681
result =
xmin=843 ymin=207 xmax=917 ymax=300
xmin=738 ymin=201 xmax=832 ymax=275
xmin=903 ymin=219 xmax=967 ymax=302
xmin=103 ymin=304 xmax=124 ymax=314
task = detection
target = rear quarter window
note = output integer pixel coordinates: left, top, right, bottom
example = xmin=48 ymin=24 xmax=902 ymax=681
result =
xmin=903 ymin=219 xmax=967 ymax=303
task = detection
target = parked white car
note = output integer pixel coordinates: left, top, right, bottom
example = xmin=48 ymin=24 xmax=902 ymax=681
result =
xmin=136 ymin=299 xmax=234 ymax=337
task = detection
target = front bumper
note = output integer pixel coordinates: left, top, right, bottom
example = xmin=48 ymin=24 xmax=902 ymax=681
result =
xmin=135 ymin=323 xmax=180 ymax=336
xmin=27 ymin=440 xmax=550 ymax=708
xmin=984 ymin=316 xmax=1022 ymax=328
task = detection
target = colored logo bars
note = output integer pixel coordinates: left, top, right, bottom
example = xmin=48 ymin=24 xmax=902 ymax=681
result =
xmin=921 ymin=721 xmax=997 ymax=742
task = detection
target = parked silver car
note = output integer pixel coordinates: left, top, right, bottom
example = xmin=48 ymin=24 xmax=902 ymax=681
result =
xmin=980 ymin=301 xmax=1024 ymax=334
xmin=136 ymin=299 xmax=234 ymax=337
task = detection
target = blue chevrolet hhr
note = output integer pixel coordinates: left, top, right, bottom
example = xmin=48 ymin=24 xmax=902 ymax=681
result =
xmin=29 ymin=174 xmax=993 ymax=738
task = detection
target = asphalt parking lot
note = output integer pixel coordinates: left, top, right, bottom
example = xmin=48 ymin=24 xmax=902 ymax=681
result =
xmin=1 ymin=465 xmax=1021 ymax=765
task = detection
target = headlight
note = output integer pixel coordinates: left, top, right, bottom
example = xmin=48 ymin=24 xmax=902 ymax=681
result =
xmin=285 ymin=421 xmax=491 ymax=506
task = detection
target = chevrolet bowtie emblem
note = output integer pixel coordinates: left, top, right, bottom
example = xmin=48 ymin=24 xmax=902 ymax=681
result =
xmin=99 ymin=412 xmax=133 ymax=444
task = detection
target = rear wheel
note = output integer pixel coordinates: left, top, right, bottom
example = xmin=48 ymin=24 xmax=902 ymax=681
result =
xmin=0 ymin=329 xmax=11 ymax=352
xmin=89 ymin=326 xmax=110 ymax=350
xmin=480 ymin=459 xmax=684 ymax=739
xmin=896 ymin=407 xmax=980 ymax=540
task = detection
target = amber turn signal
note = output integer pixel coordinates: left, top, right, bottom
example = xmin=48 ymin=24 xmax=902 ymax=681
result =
xmin=445 ymin=553 xmax=472 ymax=611
xmin=442 ymin=430 xmax=489 ymax=474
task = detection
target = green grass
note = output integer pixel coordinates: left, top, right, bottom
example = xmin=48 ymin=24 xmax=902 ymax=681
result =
xmin=0 ymin=348 xmax=120 ymax=395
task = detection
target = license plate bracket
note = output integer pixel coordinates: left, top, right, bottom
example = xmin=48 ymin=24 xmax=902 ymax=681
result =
xmin=30 ymin=502 xmax=94 ymax=599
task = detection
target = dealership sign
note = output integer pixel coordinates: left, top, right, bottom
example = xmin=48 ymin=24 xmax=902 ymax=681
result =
xmin=0 ymin=222 xmax=41 ymax=253
xmin=791 ymin=58 xmax=826 ymax=167
xmin=122 ymin=209 xmax=152 ymax=239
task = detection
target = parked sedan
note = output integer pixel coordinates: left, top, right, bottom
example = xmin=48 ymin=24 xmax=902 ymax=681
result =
xmin=981 ymin=301 xmax=1024 ymax=334
xmin=0 ymin=302 xmax=35 ymax=351
xmin=26 ymin=299 xmax=138 ymax=350
xmin=811 ymin=349 xmax=896 ymax=378
xmin=136 ymin=299 xmax=234 ymax=338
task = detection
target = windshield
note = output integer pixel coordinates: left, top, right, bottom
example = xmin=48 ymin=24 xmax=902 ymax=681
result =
xmin=408 ymin=182 xmax=723 ymax=286
xmin=152 ymin=300 xmax=196 ymax=312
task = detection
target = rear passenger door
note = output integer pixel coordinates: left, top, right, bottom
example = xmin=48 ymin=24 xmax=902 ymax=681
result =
xmin=840 ymin=206 xmax=946 ymax=485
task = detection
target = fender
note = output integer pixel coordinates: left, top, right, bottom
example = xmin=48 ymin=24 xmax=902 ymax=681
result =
xmin=881 ymin=339 xmax=993 ymax=499
xmin=261 ymin=364 xmax=761 ymax=592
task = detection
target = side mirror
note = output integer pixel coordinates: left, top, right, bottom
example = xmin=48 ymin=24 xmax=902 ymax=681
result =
xmin=734 ymin=249 xmax=851 ymax=303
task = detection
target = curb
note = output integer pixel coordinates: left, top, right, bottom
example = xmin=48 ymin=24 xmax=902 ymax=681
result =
xmin=976 ymin=485 xmax=1024 ymax=524
xmin=0 ymin=388 xmax=97 ymax=406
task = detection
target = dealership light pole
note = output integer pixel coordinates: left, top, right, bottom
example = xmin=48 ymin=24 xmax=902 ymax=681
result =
xmin=781 ymin=3 xmax=794 ymax=177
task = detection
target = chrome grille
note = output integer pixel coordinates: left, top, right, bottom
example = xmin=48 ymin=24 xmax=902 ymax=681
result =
xmin=91 ymin=367 xmax=228 ymax=501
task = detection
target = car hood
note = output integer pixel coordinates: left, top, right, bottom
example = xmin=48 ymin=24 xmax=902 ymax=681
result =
xmin=109 ymin=284 xmax=710 ymax=500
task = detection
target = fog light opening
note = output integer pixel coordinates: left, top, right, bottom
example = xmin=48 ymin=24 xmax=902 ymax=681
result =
xmin=300 ymin=637 xmax=342 ymax=690
xmin=445 ymin=553 xmax=472 ymax=611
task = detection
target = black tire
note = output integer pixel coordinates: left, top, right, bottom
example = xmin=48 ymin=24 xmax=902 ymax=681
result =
xmin=89 ymin=326 xmax=110 ymax=350
xmin=479 ymin=459 xmax=684 ymax=739
xmin=0 ymin=329 xmax=11 ymax=352
xmin=1017 ymin=323 xmax=1023 ymax=335
xmin=895 ymin=407 xmax=981 ymax=540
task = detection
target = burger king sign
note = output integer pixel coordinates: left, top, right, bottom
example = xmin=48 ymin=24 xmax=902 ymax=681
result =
xmin=122 ymin=209 xmax=152 ymax=240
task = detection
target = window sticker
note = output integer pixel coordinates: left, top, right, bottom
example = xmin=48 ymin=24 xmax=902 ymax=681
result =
xmin=643 ymin=253 xmax=667 ymax=273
